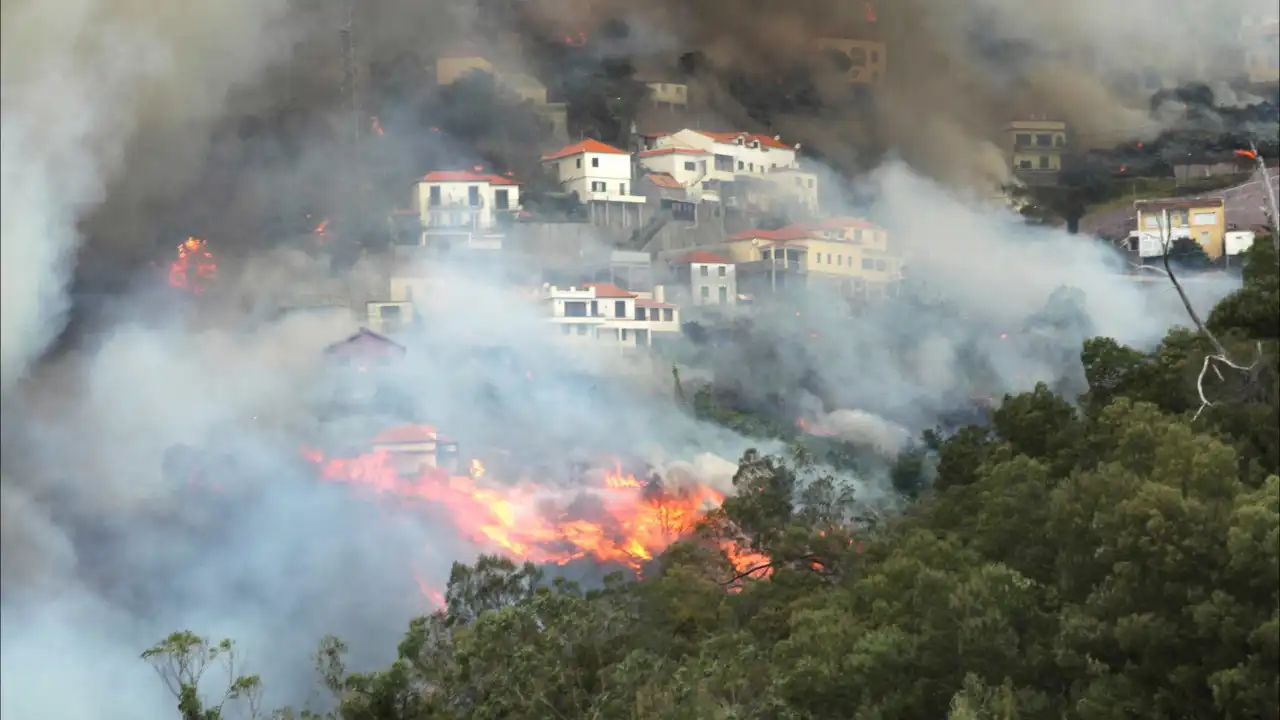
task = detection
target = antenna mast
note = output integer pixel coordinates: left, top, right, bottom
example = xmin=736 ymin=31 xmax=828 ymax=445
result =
xmin=339 ymin=1 xmax=364 ymax=240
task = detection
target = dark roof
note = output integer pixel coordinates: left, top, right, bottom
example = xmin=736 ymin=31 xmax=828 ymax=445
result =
xmin=323 ymin=328 xmax=406 ymax=358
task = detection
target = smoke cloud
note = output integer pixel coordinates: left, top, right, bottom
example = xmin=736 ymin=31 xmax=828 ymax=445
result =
xmin=0 ymin=0 xmax=1254 ymax=717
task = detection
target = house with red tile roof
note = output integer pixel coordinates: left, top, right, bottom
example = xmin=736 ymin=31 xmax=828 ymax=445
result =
xmin=370 ymin=423 xmax=461 ymax=476
xmin=541 ymin=139 xmax=646 ymax=226
xmin=703 ymin=217 xmax=900 ymax=301
xmin=410 ymin=168 xmax=521 ymax=251
xmin=541 ymin=282 xmax=681 ymax=348
xmin=635 ymin=128 xmax=819 ymax=218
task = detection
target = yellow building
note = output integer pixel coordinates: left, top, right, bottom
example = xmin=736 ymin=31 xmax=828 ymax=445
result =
xmin=1003 ymin=118 xmax=1067 ymax=185
xmin=721 ymin=218 xmax=901 ymax=298
xmin=1134 ymin=198 xmax=1227 ymax=258
xmin=813 ymin=38 xmax=887 ymax=84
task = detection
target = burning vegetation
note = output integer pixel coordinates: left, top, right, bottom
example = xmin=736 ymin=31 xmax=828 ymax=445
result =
xmin=167 ymin=236 xmax=217 ymax=294
xmin=300 ymin=447 xmax=768 ymax=583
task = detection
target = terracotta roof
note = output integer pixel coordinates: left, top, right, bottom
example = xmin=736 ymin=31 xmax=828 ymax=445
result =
xmin=420 ymin=170 xmax=516 ymax=185
xmin=645 ymin=172 xmax=683 ymax=189
xmin=729 ymin=226 xmax=813 ymax=242
xmin=541 ymin=139 xmax=630 ymax=161
xmin=582 ymin=282 xmax=635 ymax=298
xmin=372 ymin=424 xmax=438 ymax=445
xmin=804 ymin=216 xmax=883 ymax=231
xmin=696 ymin=131 xmax=793 ymax=150
xmin=636 ymin=298 xmax=675 ymax=308
xmin=674 ymin=250 xmax=731 ymax=264
xmin=638 ymin=147 xmax=709 ymax=157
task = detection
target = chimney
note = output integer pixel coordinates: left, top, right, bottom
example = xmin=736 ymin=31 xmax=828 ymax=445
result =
xmin=654 ymin=285 xmax=665 ymax=304
xmin=774 ymin=134 xmax=781 ymax=140
xmin=794 ymin=142 xmax=802 ymax=151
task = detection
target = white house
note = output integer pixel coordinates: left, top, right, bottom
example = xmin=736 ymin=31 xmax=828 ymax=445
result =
xmin=670 ymin=250 xmax=737 ymax=307
xmin=541 ymin=139 xmax=646 ymax=227
xmin=636 ymin=147 xmax=715 ymax=202
xmin=542 ymin=282 xmax=680 ymax=349
xmin=410 ymin=170 xmax=521 ymax=250
xmin=639 ymin=129 xmax=801 ymax=181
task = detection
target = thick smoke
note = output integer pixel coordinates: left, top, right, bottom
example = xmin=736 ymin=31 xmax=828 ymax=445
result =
xmin=0 ymin=0 xmax=1255 ymax=718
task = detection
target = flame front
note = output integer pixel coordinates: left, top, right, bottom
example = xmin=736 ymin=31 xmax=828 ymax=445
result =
xmin=168 ymin=236 xmax=217 ymax=294
xmin=304 ymin=448 xmax=757 ymax=575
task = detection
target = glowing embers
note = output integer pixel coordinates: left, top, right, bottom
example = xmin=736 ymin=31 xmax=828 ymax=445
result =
xmin=168 ymin=236 xmax=217 ymax=294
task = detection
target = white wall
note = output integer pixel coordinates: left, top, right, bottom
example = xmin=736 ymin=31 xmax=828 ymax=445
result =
xmin=637 ymin=149 xmax=710 ymax=187
xmin=545 ymin=152 xmax=641 ymax=202
xmin=412 ymin=179 xmax=520 ymax=231
xmin=660 ymin=130 xmax=799 ymax=180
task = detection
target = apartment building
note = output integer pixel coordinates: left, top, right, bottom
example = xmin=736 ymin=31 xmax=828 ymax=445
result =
xmin=1130 ymin=198 xmax=1227 ymax=258
xmin=542 ymin=282 xmax=681 ymax=348
xmin=716 ymin=218 xmax=900 ymax=299
xmin=410 ymin=170 xmax=521 ymax=250
xmin=1003 ymin=118 xmax=1068 ymax=186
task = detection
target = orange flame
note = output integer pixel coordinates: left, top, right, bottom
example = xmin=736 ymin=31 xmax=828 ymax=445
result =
xmin=1235 ymin=149 xmax=1258 ymax=160
xmin=168 ymin=237 xmax=217 ymax=294
xmin=302 ymin=448 xmax=760 ymax=577
xmin=796 ymin=417 xmax=838 ymax=437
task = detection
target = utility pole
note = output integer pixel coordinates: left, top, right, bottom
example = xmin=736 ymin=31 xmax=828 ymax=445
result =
xmin=339 ymin=0 xmax=364 ymax=245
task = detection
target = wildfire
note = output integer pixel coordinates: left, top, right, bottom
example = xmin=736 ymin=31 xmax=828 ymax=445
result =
xmin=168 ymin=236 xmax=217 ymax=294
xmin=796 ymin=417 xmax=838 ymax=437
xmin=303 ymin=448 xmax=763 ymax=578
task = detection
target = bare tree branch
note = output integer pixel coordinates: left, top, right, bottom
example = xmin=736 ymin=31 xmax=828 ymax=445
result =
xmin=1157 ymin=209 xmax=1263 ymax=420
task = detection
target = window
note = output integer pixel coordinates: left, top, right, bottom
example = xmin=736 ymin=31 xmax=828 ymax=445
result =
xmin=564 ymin=301 xmax=587 ymax=317
xmin=663 ymin=308 xmax=673 ymax=322
xmin=380 ymin=304 xmax=402 ymax=321
xmin=614 ymin=300 xmax=626 ymax=317
xmin=684 ymin=161 xmax=697 ymax=171
xmin=428 ymin=186 xmax=441 ymax=206
xmin=468 ymin=186 xmax=480 ymax=206
xmin=718 ymin=265 xmax=726 ymax=277
xmin=815 ymin=254 xmax=822 ymax=264
xmin=862 ymin=258 xmax=874 ymax=269
xmin=1038 ymin=155 xmax=1050 ymax=169
xmin=700 ymin=264 xmax=709 ymax=276
xmin=1019 ymin=159 xmax=1033 ymax=169
xmin=495 ymin=189 xmax=510 ymax=209
xmin=576 ymin=158 xmax=582 ymax=168
xmin=635 ymin=307 xmax=646 ymax=320
xmin=760 ymin=249 xmax=772 ymax=260
xmin=649 ymin=308 xmax=658 ymax=321
xmin=748 ymin=163 xmax=754 ymax=172
xmin=699 ymin=161 xmax=706 ymax=173
xmin=700 ymin=286 xmax=710 ymax=299
xmin=715 ymin=155 xmax=734 ymax=172
xmin=619 ymin=183 xmax=626 ymax=195
xmin=1144 ymin=215 xmax=1161 ymax=228
xmin=737 ymin=160 xmax=744 ymax=170
xmin=1035 ymin=133 xmax=1052 ymax=146
xmin=1015 ymin=133 xmax=1031 ymax=146
xmin=620 ymin=329 xmax=628 ymax=340
xmin=591 ymin=181 xmax=607 ymax=192
xmin=836 ymin=255 xmax=843 ymax=266
xmin=718 ymin=286 xmax=728 ymax=303
xmin=1192 ymin=212 xmax=1217 ymax=225
xmin=1054 ymin=134 xmax=1065 ymax=147
xmin=590 ymin=301 xmax=598 ymax=316
xmin=591 ymin=157 xmax=600 ymax=168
